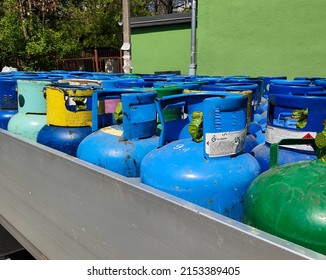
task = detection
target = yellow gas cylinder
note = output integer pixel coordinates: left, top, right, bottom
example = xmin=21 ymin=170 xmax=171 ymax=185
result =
xmin=37 ymin=84 xmax=97 ymax=156
xmin=45 ymin=84 xmax=93 ymax=127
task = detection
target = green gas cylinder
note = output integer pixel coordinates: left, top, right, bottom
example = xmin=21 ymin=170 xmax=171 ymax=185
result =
xmin=243 ymin=128 xmax=326 ymax=255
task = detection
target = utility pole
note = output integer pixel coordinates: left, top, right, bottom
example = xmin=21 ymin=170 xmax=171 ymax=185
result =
xmin=121 ymin=0 xmax=132 ymax=74
xmin=189 ymin=0 xmax=197 ymax=76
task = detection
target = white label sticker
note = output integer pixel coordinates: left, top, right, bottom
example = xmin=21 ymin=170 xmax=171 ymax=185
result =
xmin=101 ymin=126 xmax=123 ymax=137
xmin=266 ymin=125 xmax=316 ymax=151
xmin=205 ymin=129 xmax=246 ymax=157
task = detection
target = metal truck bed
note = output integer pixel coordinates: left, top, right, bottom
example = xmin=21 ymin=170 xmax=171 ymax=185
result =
xmin=0 ymin=129 xmax=324 ymax=259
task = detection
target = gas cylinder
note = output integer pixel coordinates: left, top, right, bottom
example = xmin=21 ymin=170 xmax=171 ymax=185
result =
xmin=140 ymin=93 xmax=261 ymax=221
xmin=188 ymin=76 xmax=222 ymax=85
xmin=257 ymin=76 xmax=287 ymax=98
xmin=251 ymin=92 xmax=326 ymax=172
xmin=243 ymin=135 xmax=326 ymax=255
xmin=219 ymin=77 xmax=264 ymax=114
xmin=154 ymin=86 xmax=184 ymax=133
xmin=201 ymin=84 xmax=260 ymax=151
xmin=76 ymin=90 xmax=159 ymax=177
xmin=269 ymin=79 xmax=322 ymax=95
xmin=66 ymin=71 xmax=93 ymax=79
xmin=36 ymin=84 xmax=98 ymax=156
xmin=154 ymin=81 xmax=201 ymax=90
xmin=202 ymin=83 xmax=256 ymax=121
xmin=116 ymin=79 xmax=153 ymax=88
xmin=0 ymin=78 xmax=18 ymax=129
xmin=141 ymin=74 xmax=185 ymax=83
xmin=7 ymin=79 xmax=51 ymax=141
xmin=206 ymin=80 xmax=267 ymax=145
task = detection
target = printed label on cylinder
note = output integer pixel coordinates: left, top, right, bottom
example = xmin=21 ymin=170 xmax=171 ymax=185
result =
xmin=101 ymin=126 xmax=123 ymax=137
xmin=205 ymin=129 xmax=246 ymax=157
xmin=266 ymin=125 xmax=316 ymax=151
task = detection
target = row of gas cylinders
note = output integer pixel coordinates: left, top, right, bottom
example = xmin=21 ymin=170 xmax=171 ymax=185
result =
xmin=0 ymin=70 xmax=325 ymax=256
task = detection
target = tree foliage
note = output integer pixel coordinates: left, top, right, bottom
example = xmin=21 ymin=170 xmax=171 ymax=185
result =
xmin=149 ymin=0 xmax=191 ymax=15
xmin=0 ymin=0 xmax=190 ymax=71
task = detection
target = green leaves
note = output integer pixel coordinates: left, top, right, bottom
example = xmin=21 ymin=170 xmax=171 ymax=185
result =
xmin=0 ymin=0 xmax=178 ymax=71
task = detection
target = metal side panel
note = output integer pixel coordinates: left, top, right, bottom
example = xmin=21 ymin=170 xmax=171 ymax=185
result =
xmin=0 ymin=129 xmax=324 ymax=260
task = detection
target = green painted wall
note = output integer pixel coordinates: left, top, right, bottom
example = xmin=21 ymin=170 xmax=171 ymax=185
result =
xmin=131 ymin=24 xmax=191 ymax=74
xmin=197 ymin=0 xmax=326 ymax=78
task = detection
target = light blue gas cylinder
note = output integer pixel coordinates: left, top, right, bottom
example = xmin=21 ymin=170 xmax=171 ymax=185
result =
xmin=7 ymin=79 xmax=51 ymax=141
xmin=0 ymin=78 xmax=18 ymax=129
xmin=140 ymin=93 xmax=261 ymax=221
xmin=251 ymin=91 xmax=326 ymax=172
xmin=76 ymin=90 xmax=159 ymax=177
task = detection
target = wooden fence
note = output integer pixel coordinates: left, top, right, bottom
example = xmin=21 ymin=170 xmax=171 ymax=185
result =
xmin=56 ymin=49 xmax=123 ymax=73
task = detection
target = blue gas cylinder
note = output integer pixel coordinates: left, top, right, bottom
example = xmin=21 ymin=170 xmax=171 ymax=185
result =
xmin=191 ymin=76 xmax=223 ymax=84
xmin=7 ymin=79 xmax=51 ymax=141
xmin=141 ymin=75 xmax=186 ymax=83
xmin=294 ymin=76 xmax=324 ymax=83
xmin=66 ymin=71 xmax=94 ymax=79
xmin=251 ymin=91 xmax=326 ymax=172
xmin=257 ymin=76 xmax=287 ymax=98
xmin=202 ymin=83 xmax=257 ymax=121
xmin=201 ymin=83 xmax=260 ymax=152
xmin=0 ymin=78 xmax=18 ymax=129
xmin=0 ymin=109 xmax=17 ymax=129
xmin=219 ymin=77 xmax=264 ymax=113
xmin=140 ymin=93 xmax=261 ymax=221
xmin=269 ymin=79 xmax=322 ymax=95
xmin=153 ymin=81 xmax=200 ymax=90
xmin=76 ymin=90 xmax=159 ymax=177
xmin=116 ymin=79 xmax=153 ymax=88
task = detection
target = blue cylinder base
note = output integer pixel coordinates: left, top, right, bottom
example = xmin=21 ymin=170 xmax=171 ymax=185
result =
xmin=245 ymin=134 xmax=259 ymax=153
xmin=141 ymin=138 xmax=261 ymax=221
xmin=77 ymin=127 xmax=159 ymax=177
xmin=37 ymin=125 xmax=92 ymax=156
xmin=251 ymin=142 xmax=317 ymax=172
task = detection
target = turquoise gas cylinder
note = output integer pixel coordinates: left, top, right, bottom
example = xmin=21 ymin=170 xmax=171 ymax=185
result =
xmin=76 ymin=90 xmax=159 ymax=177
xmin=251 ymin=92 xmax=326 ymax=172
xmin=7 ymin=80 xmax=51 ymax=141
xmin=243 ymin=136 xmax=326 ymax=255
xmin=0 ymin=78 xmax=18 ymax=129
xmin=140 ymin=93 xmax=261 ymax=221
